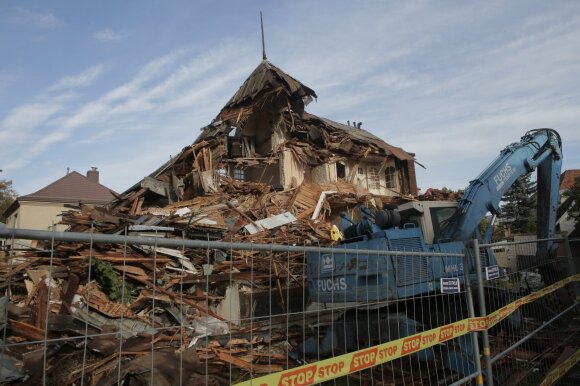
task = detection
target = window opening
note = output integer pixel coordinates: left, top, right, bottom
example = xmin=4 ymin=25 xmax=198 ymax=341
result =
xmin=385 ymin=166 xmax=397 ymax=189
xmin=233 ymin=168 xmax=245 ymax=181
xmin=430 ymin=207 xmax=457 ymax=240
xmin=368 ymin=167 xmax=380 ymax=190
xmin=336 ymin=163 xmax=346 ymax=179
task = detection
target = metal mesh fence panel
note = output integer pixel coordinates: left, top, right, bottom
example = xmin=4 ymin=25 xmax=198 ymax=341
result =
xmin=1 ymin=227 xmax=578 ymax=385
xmin=480 ymin=237 xmax=579 ymax=386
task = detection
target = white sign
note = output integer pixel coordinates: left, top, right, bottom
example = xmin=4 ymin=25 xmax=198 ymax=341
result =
xmin=485 ymin=265 xmax=501 ymax=280
xmin=440 ymin=277 xmax=461 ymax=294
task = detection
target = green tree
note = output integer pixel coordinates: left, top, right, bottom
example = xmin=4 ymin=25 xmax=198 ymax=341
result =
xmin=478 ymin=217 xmax=489 ymax=235
xmin=0 ymin=179 xmax=18 ymax=222
xmin=563 ymin=177 xmax=580 ymax=223
xmin=501 ymin=173 xmax=537 ymax=234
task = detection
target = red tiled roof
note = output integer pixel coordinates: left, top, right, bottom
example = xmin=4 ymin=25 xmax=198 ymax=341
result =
xmin=19 ymin=171 xmax=117 ymax=204
xmin=560 ymin=169 xmax=580 ymax=190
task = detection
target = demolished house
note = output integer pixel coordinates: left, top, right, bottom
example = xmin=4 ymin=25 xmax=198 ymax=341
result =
xmin=111 ymin=59 xmax=417 ymax=217
xmin=2 ymin=60 xmax=422 ymax=385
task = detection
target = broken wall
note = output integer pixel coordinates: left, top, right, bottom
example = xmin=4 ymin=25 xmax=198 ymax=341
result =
xmin=281 ymin=149 xmax=305 ymax=188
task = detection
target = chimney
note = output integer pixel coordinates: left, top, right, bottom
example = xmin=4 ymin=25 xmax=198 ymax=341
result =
xmin=87 ymin=167 xmax=99 ymax=183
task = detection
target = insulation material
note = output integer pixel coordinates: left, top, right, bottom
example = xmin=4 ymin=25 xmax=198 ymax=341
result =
xmin=244 ymin=212 xmax=297 ymax=234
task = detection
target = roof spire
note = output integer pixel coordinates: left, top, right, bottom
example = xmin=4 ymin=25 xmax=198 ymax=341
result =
xmin=260 ymin=11 xmax=267 ymax=61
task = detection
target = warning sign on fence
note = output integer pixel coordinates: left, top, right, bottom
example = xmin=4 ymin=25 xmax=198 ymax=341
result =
xmin=440 ymin=277 xmax=461 ymax=293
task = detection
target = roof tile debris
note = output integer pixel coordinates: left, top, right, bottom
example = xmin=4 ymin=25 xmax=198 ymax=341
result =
xmin=560 ymin=169 xmax=580 ymax=190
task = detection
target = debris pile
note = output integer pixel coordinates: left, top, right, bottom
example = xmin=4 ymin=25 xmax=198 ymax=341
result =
xmin=1 ymin=181 xmax=387 ymax=383
xmin=0 ymin=60 xmax=429 ymax=384
xmin=419 ymin=187 xmax=463 ymax=201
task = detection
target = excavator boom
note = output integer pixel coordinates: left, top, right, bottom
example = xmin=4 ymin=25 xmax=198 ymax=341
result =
xmin=438 ymin=129 xmax=562 ymax=243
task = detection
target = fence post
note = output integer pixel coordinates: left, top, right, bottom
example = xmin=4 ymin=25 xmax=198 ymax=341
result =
xmin=472 ymin=238 xmax=494 ymax=386
xmin=462 ymin=250 xmax=484 ymax=386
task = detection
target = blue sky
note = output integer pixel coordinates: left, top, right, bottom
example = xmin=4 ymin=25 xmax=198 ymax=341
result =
xmin=1 ymin=0 xmax=579 ymax=196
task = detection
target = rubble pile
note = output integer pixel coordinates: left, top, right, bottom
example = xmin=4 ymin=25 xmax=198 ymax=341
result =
xmin=419 ymin=187 xmax=463 ymax=201
xmin=1 ymin=60 xmax=426 ymax=384
xmin=1 ymin=178 xmax=405 ymax=385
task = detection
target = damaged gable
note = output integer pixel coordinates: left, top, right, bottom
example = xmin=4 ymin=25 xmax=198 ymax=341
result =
xmin=216 ymin=60 xmax=317 ymax=127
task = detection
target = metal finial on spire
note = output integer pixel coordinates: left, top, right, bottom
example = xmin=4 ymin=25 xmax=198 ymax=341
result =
xmin=260 ymin=11 xmax=267 ymax=61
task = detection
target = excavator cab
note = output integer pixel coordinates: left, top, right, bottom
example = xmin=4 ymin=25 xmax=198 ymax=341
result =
xmin=397 ymin=201 xmax=458 ymax=244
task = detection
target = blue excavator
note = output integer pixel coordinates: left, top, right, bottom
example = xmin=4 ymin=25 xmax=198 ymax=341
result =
xmin=300 ymin=129 xmax=563 ymax=376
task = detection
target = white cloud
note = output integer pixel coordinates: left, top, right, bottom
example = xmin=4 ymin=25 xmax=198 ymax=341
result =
xmin=0 ymin=100 xmax=64 ymax=149
xmin=45 ymin=65 xmax=104 ymax=92
xmin=10 ymin=8 xmax=60 ymax=29
xmin=1 ymin=41 xmax=254 ymax=173
xmin=92 ymin=29 xmax=123 ymax=42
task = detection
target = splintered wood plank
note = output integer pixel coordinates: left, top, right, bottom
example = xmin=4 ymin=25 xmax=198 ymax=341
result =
xmin=59 ymin=273 xmax=79 ymax=315
xmin=35 ymin=280 xmax=48 ymax=330
xmin=129 ymin=197 xmax=140 ymax=215
xmin=70 ymin=255 xmax=171 ymax=264
xmin=134 ymin=197 xmax=145 ymax=214
xmin=8 ymin=319 xmax=45 ymax=341
xmin=214 ymin=349 xmax=284 ymax=373
xmin=295 ymin=206 xmax=316 ymax=220
xmin=81 ymin=285 xmax=136 ymax=318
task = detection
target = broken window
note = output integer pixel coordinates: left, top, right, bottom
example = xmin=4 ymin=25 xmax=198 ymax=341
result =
xmin=385 ymin=166 xmax=397 ymax=189
xmin=228 ymin=137 xmax=243 ymax=157
xmin=336 ymin=162 xmax=346 ymax=179
xmin=233 ymin=168 xmax=245 ymax=181
xmin=217 ymin=168 xmax=227 ymax=177
xmin=368 ymin=167 xmax=380 ymax=190
xmin=241 ymin=136 xmax=255 ymax=157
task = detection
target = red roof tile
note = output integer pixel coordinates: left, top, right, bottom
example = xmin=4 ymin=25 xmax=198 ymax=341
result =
xmin=19 ymin=171 xmax=116 ymax=204
xmin=561 ymin=169 xmax=580 ymax=190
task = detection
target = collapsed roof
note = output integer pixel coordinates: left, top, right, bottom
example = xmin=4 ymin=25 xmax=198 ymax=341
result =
xmin=209 ymin=60 xmax=413 ymax=162
xmin=113 ymin=60 xmax=415 ymax=210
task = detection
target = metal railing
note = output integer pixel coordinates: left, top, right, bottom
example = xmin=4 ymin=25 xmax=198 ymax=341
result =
xmin=0 ymin=225 xmax=578 ymax=385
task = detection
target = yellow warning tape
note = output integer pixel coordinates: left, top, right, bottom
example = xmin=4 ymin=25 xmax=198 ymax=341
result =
xmin=234 ymin=274 xmax=580 ymax=386
xmin=539 ymin=349 xmax=580 ymax=386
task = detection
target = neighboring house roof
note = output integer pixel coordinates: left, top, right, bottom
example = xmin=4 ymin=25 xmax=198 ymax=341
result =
xmin=18 ymin=171 xmax=117 ymax=204
xmin=3 ymin=171 xmax=117 ymax=220
xmin=561 ymin=169 xmax=580 ymax=190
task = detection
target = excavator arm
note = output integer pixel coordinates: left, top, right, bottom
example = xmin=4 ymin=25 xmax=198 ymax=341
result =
xmin=438 ymin=128 xmax=562 ymax=243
